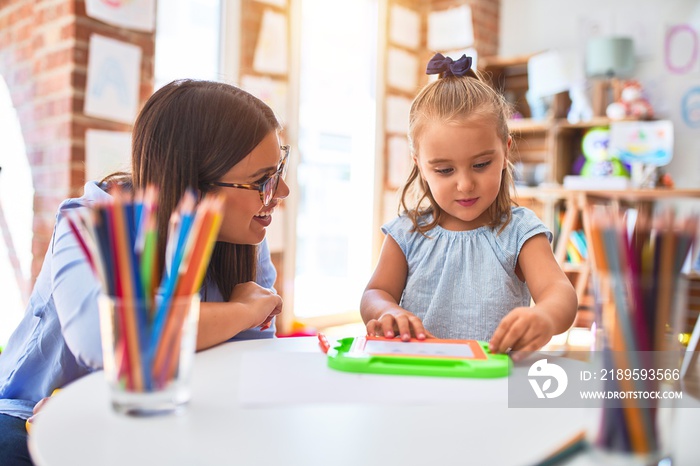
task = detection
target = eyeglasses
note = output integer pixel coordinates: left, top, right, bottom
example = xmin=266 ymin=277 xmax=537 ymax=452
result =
xmin=208 ymin=145 xmax=290 ymax=207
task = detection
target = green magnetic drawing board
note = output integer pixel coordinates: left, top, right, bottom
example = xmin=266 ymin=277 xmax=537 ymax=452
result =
xmin=324 ymin=336 xmax=510 ymax=378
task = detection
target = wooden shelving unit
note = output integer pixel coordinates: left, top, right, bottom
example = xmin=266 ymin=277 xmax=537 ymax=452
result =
xmin=512 ymin=187 xmax=595 ymax=326
xmin=480 ymin=55 xmax=619 ymax=187
xmin=480 ymin=55 xmax=650 ymax=327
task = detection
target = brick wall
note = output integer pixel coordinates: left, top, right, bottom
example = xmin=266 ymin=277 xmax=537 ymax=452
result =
xmin=0 ymin=0 xmax=498 ymax=295
xmin=0 ymin=0 xmax=154 ymax=284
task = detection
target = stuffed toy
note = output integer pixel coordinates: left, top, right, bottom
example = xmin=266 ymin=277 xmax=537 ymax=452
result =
xmin=578 ymin=127 xmax=629 ymax=177
xmin=606 ymin=80 xmax=654 ymax=120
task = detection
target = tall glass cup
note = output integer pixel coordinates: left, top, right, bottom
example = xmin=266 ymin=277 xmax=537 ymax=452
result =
xmin=585 ymin=259 xmax=687 ymax=464
xmin=98 ymin=294 xmax=200 ymax=416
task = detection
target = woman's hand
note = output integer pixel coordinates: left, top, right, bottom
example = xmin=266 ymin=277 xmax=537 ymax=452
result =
xmin=230 ymin=281 xmax=282 ymax=330
xmin=365 ymin=309 xmax=434 ymax=341
xmin=489 ymin=307 xmax=555 ymax=361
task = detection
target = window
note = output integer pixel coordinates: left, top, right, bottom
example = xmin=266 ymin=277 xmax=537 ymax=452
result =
xmin=155 ymin=0 xmax=222 ymax=88
xmin=293 ymin=0 xmax=378 ymax=321
xmin=0 ymin=75 xmax=33 ymax=346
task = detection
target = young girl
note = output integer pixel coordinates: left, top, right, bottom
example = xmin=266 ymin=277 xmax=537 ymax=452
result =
xmin=361 ymin=53 xmax=577 ymax=358
xmin=0 ymin=79 xmax=289 ymax=464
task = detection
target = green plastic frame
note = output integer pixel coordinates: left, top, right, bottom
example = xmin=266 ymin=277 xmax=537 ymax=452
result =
xmin=326 ymin=337 xmax=511 ymax=378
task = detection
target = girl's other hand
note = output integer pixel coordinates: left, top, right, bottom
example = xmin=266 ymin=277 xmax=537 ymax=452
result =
xmin=489 ymin=307 xmax=555 ymax=361
xmin=365 ymin=309 xmax=434 ymax=341
xmin=229 ymin=281 xmax=283 ymax=330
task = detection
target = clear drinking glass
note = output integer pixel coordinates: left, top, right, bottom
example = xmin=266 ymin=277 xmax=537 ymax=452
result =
xmin=585 ymin=272 xmax=686 ymax=465
xmin=98 ymin=294 xmax=200 ymax=416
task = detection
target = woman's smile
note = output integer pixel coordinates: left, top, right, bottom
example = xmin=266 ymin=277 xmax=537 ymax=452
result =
xmin=253 ymin=205 xmax=276 ymax=227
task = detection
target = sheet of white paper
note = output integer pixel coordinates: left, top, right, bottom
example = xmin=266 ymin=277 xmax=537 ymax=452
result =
xmin=84 ymin=35 xmax=142 ymax=124
xmin=253 ymin=10 xmax=288 ymax=75
xmin=85 ymin=0 xmax=156 ymax=32
xmin=428 ymin=5 xmax=474 ymax=51
xmin=387 ymin=136 xmax=411 ymax=189
xmin=238 ymin=351 xmax=506 ymax=406
xmin=387 ymin=48 xmax=419 ymax=92
xmin=385 ymin=96 xmax=411 ymax=134
xmin=85 ymin=130 xmax=131 ymax=181
xmin=389 ymin=4 xmax=420 ymax=49
xmin=609 ymin=120 xmax=674 ymax=165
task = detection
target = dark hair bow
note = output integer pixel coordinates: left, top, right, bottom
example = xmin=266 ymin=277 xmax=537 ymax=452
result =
xmin=426 ymin=53 xmax=473 ymax=78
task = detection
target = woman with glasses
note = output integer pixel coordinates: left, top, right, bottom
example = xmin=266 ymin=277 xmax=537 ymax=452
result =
xmin=0 ymin=80 xmax=290 ymax=464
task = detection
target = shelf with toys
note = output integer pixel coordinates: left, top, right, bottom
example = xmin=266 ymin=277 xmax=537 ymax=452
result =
xmin=482 ymin=54 xmax=674 ymax=327
xmin=480 ymin=55 xmax=665 ymax=188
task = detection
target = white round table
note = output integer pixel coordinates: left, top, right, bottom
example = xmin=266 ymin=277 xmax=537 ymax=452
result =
xmin=27 ymin=337 xmax=700 ymax=465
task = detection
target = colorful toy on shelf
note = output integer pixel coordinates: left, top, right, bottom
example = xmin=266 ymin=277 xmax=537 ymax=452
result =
xmin=578 ymin=127 xmax=629 ymax=177
xmin=606 ymin=80 xmax=654 ymax=120
xmin=608 ymin=120 xmax=673 ymax=188
xmin=658 ymin=171 xmax=675 ymax=188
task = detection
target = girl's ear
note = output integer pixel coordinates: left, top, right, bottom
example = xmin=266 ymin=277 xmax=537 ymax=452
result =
xmin=412 ymin=155 xmax=424 ymax=179
xmin=503 ymin=136 xmax=513 ymax=170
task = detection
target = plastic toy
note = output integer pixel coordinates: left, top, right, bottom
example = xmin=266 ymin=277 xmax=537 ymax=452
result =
xmin=606 ymin=80 xmax=654 ymax=120
xmin=579 ymin=127 xmax=629 ymax=177
xmin=323 ymin=335 xmax=511 ymax=378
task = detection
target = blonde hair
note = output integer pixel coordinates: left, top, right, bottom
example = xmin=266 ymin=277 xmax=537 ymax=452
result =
xmin=401 ymin=69 xmax=516 ymax=235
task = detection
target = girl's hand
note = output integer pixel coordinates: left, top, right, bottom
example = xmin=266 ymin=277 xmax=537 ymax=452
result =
xmin=229 ymin=281 xmax=283 ymax=330
xmin=489 ymin=307 xmax=555 ymax=361
xmin=365 ymin=309 xmax=435 ymax=341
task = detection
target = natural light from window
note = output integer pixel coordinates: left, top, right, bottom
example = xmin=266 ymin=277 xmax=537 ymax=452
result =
xmin=0 ymin=75 xmax=34 ymax=346
xmin=154 ymin=0 xmax=221 ymax=89
xmin=294 ymin=0 xmax=378 ymax=319
xmin=153 ymin=0 xmax=379 ymax=322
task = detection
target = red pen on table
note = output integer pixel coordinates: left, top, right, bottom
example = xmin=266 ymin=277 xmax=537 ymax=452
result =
xmin=318 ymin=333 xmax=331 ymax=353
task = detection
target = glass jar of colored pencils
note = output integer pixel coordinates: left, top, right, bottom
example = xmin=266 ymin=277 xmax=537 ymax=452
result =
xmin=584 ymin=207 xmax=695 ymax=464
xmin=98 ymin=294 xmax=200 ymax=416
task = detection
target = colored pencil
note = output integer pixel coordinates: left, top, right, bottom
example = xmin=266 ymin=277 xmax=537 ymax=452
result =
xmin=587 ymin=206 xmax=699 ymax=455
xmin=66 ymin=185 xmax=223 ymax=394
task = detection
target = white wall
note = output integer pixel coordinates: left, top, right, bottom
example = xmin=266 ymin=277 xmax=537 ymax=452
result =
xmin=500 ymin=0 xmax=700 ymax=189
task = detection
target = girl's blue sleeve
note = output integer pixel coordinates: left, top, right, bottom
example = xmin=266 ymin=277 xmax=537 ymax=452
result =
xmin=50 ymin=206 xmax=104 ymax=370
